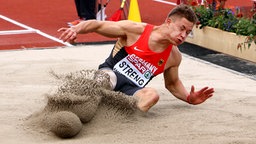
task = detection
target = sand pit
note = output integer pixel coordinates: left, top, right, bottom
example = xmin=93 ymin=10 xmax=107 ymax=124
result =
xmin=0 ymin=44 xmax=256 ymax=144
xmin=26 ymin=69 xmax=138 ymax=138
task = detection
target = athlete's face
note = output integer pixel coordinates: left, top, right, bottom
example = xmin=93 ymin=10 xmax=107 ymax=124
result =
xmin=166 ymin=17 xmax=194 ymax=45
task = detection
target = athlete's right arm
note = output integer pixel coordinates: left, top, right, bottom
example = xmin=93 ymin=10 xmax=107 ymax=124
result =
xmin=58 ymin=20 xmax=142 ymax=43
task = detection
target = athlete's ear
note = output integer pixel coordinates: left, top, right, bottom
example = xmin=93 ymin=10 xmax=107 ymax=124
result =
xmin=166 ymin=18 xmax=172 ymax=24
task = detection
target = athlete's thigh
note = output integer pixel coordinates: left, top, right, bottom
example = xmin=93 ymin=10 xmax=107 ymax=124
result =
xmin=100 ymin=68 xmax=117 ymax=90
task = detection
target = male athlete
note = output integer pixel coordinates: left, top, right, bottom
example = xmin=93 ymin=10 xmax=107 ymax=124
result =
xmin=58 ymin=4 xmax=214 ymax=112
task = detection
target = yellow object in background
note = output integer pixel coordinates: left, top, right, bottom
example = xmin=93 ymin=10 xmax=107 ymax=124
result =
xmin=128 ymin=0 xmax=141 ymax=22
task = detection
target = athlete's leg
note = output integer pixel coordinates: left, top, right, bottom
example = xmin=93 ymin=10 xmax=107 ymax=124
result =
xmin=94 ymin=69 xmax=117 ymax=90
xmin=101 ymin=69 xmax=117 ymax=90
xmin=101 ymin=70 xmax=159 ymax=112
xmin=134 ymin=87 xmax=160 ymax=112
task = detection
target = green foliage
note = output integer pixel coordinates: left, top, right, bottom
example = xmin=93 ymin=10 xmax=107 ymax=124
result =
xmin=193 ymin=5 xmax=213 ymax=28
xmin=193 ymin=5 xmax=256 ymax=49
xmin=235 ymin=17 xmax=256 ymax=36
xmin=208 ymin=9 xmax=238 ymax=33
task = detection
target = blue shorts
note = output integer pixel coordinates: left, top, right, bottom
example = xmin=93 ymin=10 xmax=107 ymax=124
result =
xmin=113 ymin=71 xmax=142 ymax=96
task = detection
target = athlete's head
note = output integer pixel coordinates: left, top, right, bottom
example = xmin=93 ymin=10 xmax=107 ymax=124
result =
xmin=167 ymin=4 xmax=197 ymax=24
xmin=165 ymin=4 xmax=197 ymax=45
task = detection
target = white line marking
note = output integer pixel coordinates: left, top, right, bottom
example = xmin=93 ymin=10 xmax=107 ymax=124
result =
xmin=0 ymin=15 xmax=73 ymax=47
xmin=0 ymin=29 xmax=36 ymax=35
xmin=153 ymin=0 xmax=177 ymax=6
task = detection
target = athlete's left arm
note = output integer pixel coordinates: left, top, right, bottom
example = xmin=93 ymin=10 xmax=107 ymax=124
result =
xmin=163 ymin=55 xmax=214 ymax=105
xmin=164 ymin=64 xmax=189 ymax=103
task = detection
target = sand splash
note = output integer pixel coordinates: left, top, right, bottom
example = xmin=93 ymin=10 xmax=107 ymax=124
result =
xmin=25 ymin=69 xmax=138 ymax=138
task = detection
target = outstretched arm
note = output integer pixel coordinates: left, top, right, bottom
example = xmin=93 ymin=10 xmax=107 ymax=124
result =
xmin=58 ymin=20 xmax=127 ymax=43
xmin=164 ymin=64 xmax=214 ymax=105
xmin=57 ymin=20 xmax=146 ymax=43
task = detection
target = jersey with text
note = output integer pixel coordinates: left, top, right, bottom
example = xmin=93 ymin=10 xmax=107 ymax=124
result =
xmin=113 ymin=24 xmax=173 ymax=87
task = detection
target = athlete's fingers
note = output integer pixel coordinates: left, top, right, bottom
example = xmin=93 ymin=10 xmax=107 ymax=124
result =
xmin=58 ymin=29 xmax=70 ymax=41
xmin=64 ymin=30 xmax=77 ymax=42
xmin=57 ymin=27 xmax=67 ymax=32
xmin=197 ymin=87 xmax=209 ymax=95
xmin=190 ymin=85 xmax=195 ymax=93
xmin=69 ymin=31 xmax=77 ymax=40
xmin=204 ymin=88 xmax=214 ymax=96
xmin=69 ymin=36 xmax=77 ymax=44
xmin=205 ymin=93 xmax=213 ymax=100
xmin=59 ymin=29 xmax=74 ymax=42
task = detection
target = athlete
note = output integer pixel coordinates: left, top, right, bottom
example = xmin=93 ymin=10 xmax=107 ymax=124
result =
xmin=58 ymin=4 xmax=214 ymax=112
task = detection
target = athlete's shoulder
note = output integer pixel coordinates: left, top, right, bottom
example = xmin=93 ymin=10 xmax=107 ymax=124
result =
xmin=172 ymin=46 xmax=182 ymax=63
xmin=166 ymin=45 xmax=182 ymax=67
xmin=118 ymin=20 xmax=147 ymax=29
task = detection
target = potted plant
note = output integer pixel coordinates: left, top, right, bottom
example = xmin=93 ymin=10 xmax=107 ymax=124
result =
xmin=185 ymin=0 xmax=256 ymax=62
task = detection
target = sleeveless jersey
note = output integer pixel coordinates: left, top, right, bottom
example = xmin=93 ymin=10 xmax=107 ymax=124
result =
xmin=100 ymin=24 xmax=173 ymax=87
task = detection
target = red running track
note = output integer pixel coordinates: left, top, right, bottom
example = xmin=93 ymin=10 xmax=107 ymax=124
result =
xmin=0 ymin=0 xmax=253 ymax=50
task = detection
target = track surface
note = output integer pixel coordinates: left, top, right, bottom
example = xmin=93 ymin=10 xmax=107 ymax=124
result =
xmin=0 ymin=0 xmax=253 ymax=50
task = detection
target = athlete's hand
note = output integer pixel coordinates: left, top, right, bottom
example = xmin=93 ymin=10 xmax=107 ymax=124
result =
xmin=187 ymin=85 xmax=214 ymax=105
xmin=58 ymin=27 xmax=77 ymax=43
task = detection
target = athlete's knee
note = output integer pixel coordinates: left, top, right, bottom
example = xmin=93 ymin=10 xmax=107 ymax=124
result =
xmin=146 ymin=88 xmax=160 ymax=104
xmin=93 ymin=70 xmax=111 ymax=90
xmin=135 ymin=88 xmax=160 ymax=112
xmin=101 ymin=69 xmax=117 ymax=90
